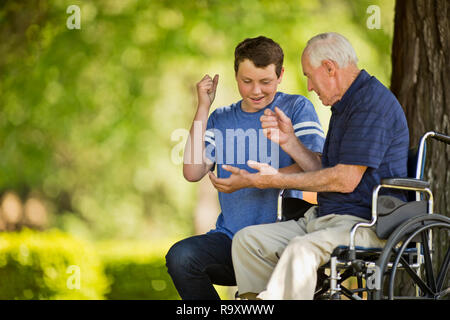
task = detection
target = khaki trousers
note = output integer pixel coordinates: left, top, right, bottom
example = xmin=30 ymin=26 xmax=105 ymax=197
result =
xmin=232 ymin=206 xmax=385 ymax=300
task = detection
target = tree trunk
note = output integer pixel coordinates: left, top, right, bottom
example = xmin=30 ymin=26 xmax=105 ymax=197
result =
xmin=390 ymin=0 xmax=449 ymax=295
xmin=391 ymin=0 xmax=449 ymax=202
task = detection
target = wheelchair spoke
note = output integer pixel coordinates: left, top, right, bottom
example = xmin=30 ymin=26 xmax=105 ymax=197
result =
xmin=436 ymin=287 xmax=450 ymax=299
xmin=436 ymin=247 xmax=450 ymax=292
xmin=421 ymin=230 xmax=437 ymax=293
xmin=399 ymin=256 xmax=434 ymax=296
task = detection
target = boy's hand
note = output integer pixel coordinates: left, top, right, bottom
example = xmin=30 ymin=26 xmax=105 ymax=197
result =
xmin=196 ymin=74 xmax=219 ymax=108
xmin=208 ymin=165 xmax=251 ymax=193
xmin=260 ymin=107 xmax=296 ymax=147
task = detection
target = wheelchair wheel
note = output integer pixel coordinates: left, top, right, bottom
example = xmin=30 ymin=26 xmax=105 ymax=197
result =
xmin=374 ymin=214 xmax=450 ymax=300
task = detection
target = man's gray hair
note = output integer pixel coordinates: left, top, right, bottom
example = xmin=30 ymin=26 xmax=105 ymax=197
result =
xmin=304 ymin=32 xmax=358 ymax=68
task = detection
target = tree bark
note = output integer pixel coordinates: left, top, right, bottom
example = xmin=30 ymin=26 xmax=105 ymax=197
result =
xmin=391 ymin=0 xmax=449 ymax=201
xmin=390 ymin=0 xmax=449 ymax=295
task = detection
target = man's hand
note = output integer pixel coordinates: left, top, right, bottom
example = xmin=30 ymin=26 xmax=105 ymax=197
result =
xmin=260 ymin=107 xmax=296 ymax=147
xmin=196 ymin=74 xmax=219 ymax=108
xmin=208 ymin=161 xmax=279 ymax=193
xmin=246 ymin=160 xmax=278 ymax=176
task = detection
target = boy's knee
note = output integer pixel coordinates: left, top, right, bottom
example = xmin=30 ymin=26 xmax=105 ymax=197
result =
xmin=165 ymin=243 xmax=179 ymax=271
xmin=166 ymin=239 xmax=197 ymax=272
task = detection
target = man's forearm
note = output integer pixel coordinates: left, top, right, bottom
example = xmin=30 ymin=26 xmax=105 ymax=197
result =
xmin=259 ymin=165 xmax=350 ymax=193
xmin=282 ymin=138 xmax=322 ymax=172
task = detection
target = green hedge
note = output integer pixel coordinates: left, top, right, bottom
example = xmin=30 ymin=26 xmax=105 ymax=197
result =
xmin=0 ymin=228 xmax=109 ymax=299
xmin=96 ymin=241 xmax=180 ymax=300
xmin=0 ymin=232 xmax=228 ymax=300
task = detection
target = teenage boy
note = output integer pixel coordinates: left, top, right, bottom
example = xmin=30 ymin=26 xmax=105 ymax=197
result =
xmin=165 ymin=36 xmax=325 ymax=300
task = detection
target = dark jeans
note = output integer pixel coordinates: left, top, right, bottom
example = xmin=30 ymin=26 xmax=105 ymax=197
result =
xmin=165 ymin=232 xmax=236 ymax=300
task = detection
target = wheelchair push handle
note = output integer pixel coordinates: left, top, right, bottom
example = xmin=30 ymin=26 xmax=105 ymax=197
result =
xmin=432 ymin=132 xmax=450 ymax=145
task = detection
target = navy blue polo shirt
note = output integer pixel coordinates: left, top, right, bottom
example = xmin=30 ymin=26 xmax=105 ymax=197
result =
xmin=317 ymin=70 xmax=409 ymax=220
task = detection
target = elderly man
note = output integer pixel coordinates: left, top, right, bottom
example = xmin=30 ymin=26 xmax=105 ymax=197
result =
xmin=209 ymin=32 xmax=409 ymax=299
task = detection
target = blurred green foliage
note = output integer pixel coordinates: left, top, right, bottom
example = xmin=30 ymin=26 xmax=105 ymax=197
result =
xmin=97 ymin=240 xmax=179 ymax=299
xmin=105 ymin=259 xmax=178 ymax=299
xmin=0 ymin=229 xmax=184 ymax=300
xmin=0 ymin=228 xmax=109 ymax=299
xmin=0 ymin=0 xmax=395 ymax=241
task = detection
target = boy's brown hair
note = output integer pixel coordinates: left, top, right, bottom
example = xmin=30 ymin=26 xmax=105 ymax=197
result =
xmin=234 ymin=36 xmax=284 ymax=78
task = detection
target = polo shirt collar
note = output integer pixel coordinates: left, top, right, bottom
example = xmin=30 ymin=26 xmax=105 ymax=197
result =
xmin=331 ymin=69 xmax=370 ymax=114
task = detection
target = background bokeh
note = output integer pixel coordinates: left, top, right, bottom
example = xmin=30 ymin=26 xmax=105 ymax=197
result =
xmin=0 ymin=0 xmax=395 ymax=299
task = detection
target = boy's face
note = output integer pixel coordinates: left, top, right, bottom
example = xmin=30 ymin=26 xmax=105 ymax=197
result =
xmin=235 ymin=59 xmax=283 ymax=113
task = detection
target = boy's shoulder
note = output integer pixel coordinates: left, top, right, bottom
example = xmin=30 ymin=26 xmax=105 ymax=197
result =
xmin=208 ymin=103 xmax=236 ymax=125
xmin=276 ymin=91 xmax=306 ymax=100
xmin=211 ymin=103 xmax=236 ymax=116
xmin=274 ymin=92 xmax=315 ymax=117
xmin=275 ymin=92 xmax=312 ymax=108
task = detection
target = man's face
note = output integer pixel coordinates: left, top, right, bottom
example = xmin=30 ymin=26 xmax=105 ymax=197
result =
xmin=301 ymin=53 xmax=339 ymax=106
xmin=236 ymin=59 xmax=283 ymax=113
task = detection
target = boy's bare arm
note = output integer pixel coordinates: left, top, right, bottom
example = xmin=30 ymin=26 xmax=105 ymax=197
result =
xmin=183 ymin=74 xmax=218 ymax=182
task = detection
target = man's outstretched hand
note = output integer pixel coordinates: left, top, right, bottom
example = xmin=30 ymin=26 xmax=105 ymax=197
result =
xmin=208 ymin=161 xmax=279 ymax=193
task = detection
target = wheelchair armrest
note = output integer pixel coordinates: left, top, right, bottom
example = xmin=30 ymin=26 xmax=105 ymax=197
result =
xmin=349 ymin=178 xmax=431 ymax=257
xmin=432 ymin=132 xmax=450 ymax=145
xmin=381 ymin=178 xmax=430 ymax=189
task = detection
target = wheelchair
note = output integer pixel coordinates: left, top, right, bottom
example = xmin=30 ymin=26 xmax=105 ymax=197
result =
xmin=280 ymin=131 xmax=450 ymax=300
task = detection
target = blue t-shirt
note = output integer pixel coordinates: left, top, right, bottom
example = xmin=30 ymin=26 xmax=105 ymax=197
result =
xmin=318 ymin=70 xmax=409 ymax=220
xmin=205 ymin=92 xmax=325 ymax=238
